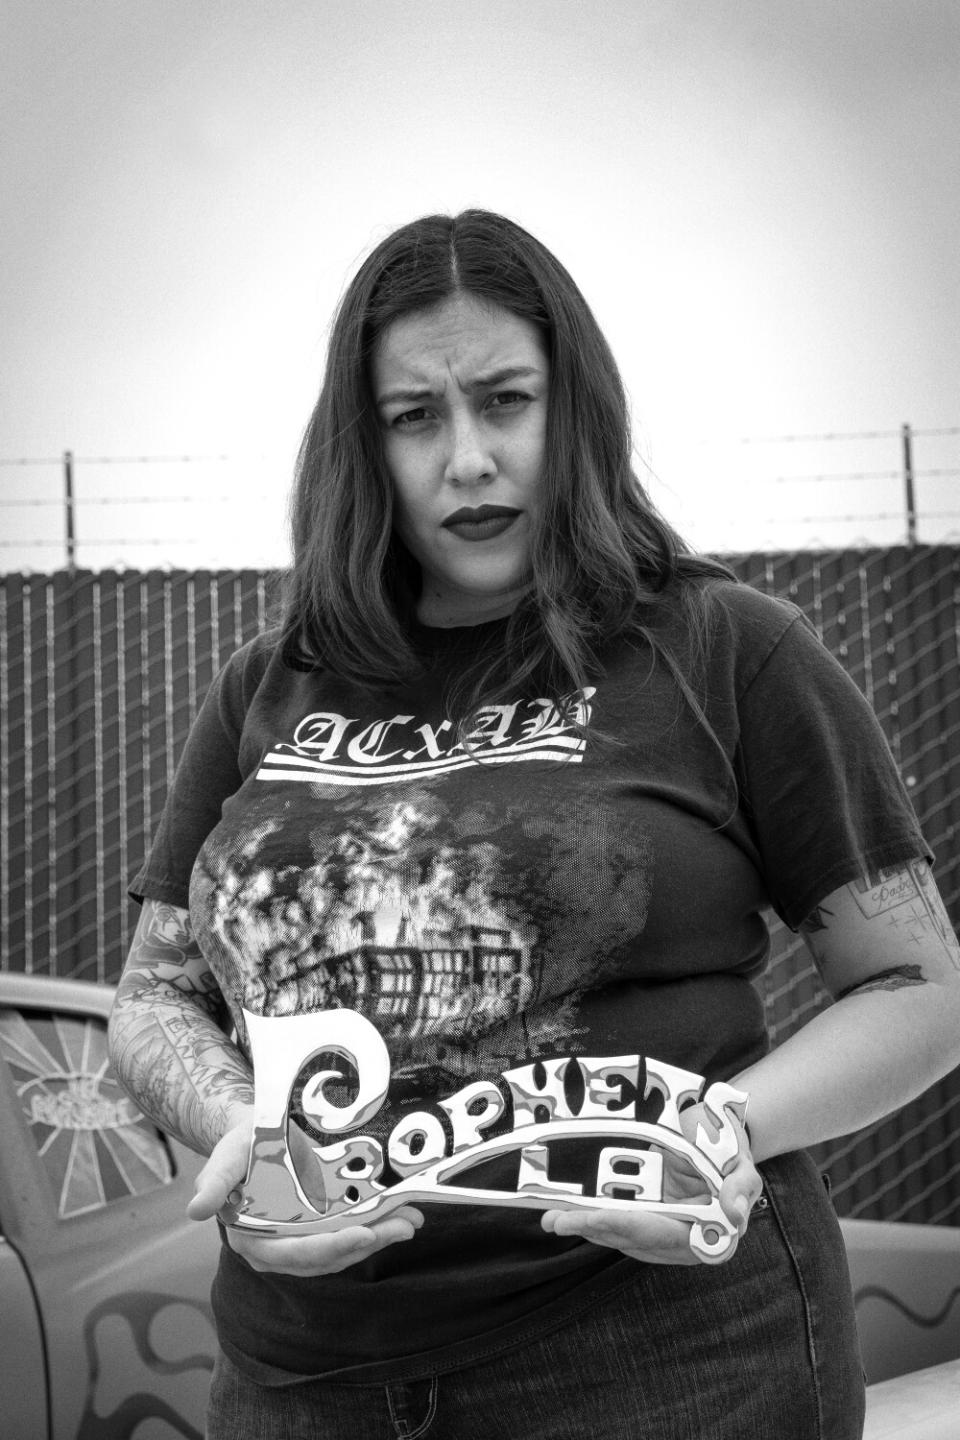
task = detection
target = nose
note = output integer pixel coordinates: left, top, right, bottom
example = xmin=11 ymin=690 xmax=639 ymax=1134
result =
xmin=443 ymin=412 xmax=496 ymax=487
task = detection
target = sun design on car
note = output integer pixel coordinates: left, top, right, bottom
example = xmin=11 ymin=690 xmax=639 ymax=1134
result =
xmin=0 ymin=1007 xmax=173 ymax=1218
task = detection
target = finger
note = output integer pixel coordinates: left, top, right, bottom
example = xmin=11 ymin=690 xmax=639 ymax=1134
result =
xmin=541 ymin=1207 xmax=695 ymax=1258
xmin=389 ymin=1206 xmax=426 ymax=1232
xmin=227 ymin=1207 xmax=425 ymax=1276
xmin=360 ymin=1208 xmax=425 ymax=1248
xmin=655 ymin=1147 xmax=711 ymax=1203
xmin=187 ymin=1129 xmax=252 ymax=1221
xmin=230 ymin=1225 xmax=378 ymax=1275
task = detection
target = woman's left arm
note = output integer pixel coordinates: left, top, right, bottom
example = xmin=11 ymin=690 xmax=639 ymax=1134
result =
xmin=543 ymin=857 xmax=959 ymax=1263
xmin=732 ymin=857 xmax=960 ymax=1164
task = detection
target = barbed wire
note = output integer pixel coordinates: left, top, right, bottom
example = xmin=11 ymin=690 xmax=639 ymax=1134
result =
xmin=732 ymin=425 xmax=960 ymax=443
xmin=772 ymin=469 xmax=901 ymax=483
xmin=1 ymin=424 xmax=958 ymax=471
xmin=0 ymin=452 xmax=242 ymax=467
xmin=0 ymin=536 xmax=212 ymax=549
xmin=773 ymin=510 xmax=960 ymax=525
xmin=0 ymin=456 xmax=64 ymax=466
xmin=2 ymin=430 xmax=957 ymax=558
xmin=0 ymin=494 xmax=280 ymax=508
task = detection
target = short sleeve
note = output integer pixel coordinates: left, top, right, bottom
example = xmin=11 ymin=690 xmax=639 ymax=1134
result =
xmin=129 ymin=646 xmax=256 ymax=908
xmin=735 ymin=613 xmax=931 ymax=930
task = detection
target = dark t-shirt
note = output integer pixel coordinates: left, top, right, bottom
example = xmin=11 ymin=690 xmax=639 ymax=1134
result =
xmin=132 ymin=580 xmax=928 ymax=1381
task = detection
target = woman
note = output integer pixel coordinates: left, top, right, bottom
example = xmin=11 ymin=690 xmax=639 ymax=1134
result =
xmin=109 ymin=210 xmax=960 ymax=1440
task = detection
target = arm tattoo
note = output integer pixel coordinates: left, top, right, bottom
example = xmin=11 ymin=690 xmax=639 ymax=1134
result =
xmin=849 ymin=860 xmax=960 ymax=971
xmin=910 ymin=860 xmax=960 ymax=972
xmin=835 ymin=963 xmax=927 ymax=1000
xmin=800 ymin=904 xmax=834 ymax=935
xmin=109 ymin=901 xmax=254 ymax=1155
xmin=802 ymin=859 xmax=960 ymax=1001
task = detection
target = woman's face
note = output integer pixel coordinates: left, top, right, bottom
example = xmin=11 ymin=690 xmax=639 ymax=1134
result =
xmin=372 ymin=292 xmax=550 ymax=627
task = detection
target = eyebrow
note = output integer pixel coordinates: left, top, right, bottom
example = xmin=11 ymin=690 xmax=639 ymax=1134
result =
xmin=375 ymin=365 xmax=543 ymax=409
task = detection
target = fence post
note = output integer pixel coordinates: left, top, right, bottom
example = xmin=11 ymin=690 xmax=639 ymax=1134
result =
xmin=902 ymin=423 xmax=917 ymax=547
xmin=63 ymin=450 xmax=77 ymax=573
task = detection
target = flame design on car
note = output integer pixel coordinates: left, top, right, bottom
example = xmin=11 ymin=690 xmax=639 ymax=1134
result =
xmin=78 ymin=1290 xmax=215 ymax=1440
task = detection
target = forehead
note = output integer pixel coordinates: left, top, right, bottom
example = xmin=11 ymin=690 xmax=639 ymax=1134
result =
xmin=372 ymin=293 xmax=547 ymax=389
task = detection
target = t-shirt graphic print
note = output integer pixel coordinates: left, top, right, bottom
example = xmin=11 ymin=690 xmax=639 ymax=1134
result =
xmin=254 ymin=687 xmax=595 ymax=785
xmin=188 ymin=683 xmax=656 ymax=1116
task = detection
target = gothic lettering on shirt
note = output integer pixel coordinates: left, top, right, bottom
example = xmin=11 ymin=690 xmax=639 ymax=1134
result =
xmin=256 ymin=690 xmax=597 ymax=785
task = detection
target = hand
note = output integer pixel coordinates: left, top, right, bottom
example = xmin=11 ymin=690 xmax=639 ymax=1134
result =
xmin=187 ymin=1111 xmax=424 ymax=1276
xmin=540 ymin=1100 xmax=762 ymax=1265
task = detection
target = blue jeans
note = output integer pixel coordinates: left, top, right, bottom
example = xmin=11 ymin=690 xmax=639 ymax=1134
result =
xmin=206 ymin=1153 xmax=865 ymax=1439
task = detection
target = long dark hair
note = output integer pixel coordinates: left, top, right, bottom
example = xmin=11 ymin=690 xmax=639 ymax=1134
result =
xmin=282 ymin=209 xmax=734 ymax=718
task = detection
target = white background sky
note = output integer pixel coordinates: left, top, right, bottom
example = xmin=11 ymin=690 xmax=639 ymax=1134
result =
xmin=2 ymin=0 xmax=958 ymax=571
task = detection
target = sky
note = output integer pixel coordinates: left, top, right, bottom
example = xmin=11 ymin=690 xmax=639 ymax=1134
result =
xmin=2 ymin=0 xmax=958 ymax=571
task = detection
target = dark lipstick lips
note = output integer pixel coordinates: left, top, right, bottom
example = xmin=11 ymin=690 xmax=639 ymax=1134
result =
xmin=442 ymin=505 xmax=520 ymax=527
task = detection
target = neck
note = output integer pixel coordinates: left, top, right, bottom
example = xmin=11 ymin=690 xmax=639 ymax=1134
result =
xmin=416 ymin=585 xmax=530 ymax=629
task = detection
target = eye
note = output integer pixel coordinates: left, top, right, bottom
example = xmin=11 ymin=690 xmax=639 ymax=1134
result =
xmin=391 ymin=407 xmax=432 ymax=429
xmin=487 ymin=390 xmax=530 ymax=411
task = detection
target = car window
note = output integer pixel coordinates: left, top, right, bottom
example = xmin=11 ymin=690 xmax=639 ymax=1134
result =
xmin=0 ymin=1006 xmax=173 ymax=1218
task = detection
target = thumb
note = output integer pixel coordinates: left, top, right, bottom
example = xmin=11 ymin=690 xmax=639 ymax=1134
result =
xmin=187 ymin=1118 xmax=253 ymax=1222
xmin=718 ymin=1162 xmax=763 ymax=1235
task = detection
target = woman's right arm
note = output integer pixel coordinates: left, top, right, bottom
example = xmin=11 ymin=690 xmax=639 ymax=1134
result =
xmin=108 ymin=898 xmax=254 ymax=1155
xmin=108 ymin=897 xmax=423 ymax=1273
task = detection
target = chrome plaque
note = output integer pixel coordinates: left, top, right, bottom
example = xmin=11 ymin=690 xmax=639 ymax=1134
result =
xmin=220 ymin=1008 xmax=748 ymax=1263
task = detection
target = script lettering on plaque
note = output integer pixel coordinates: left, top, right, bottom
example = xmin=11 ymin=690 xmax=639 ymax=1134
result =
xmin=221 ymin=1008 xmax=749 ymax=1264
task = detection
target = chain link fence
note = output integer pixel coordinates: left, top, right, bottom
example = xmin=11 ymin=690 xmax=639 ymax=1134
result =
xmin=2 ymin=547 xmax=958 ymax=1224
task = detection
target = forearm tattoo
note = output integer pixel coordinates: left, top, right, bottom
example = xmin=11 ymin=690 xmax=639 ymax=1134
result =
xmin=835 ymin=964 xmax=926 ymax=1000
xmin=110 ymin=902 xmax=254 ymax=1155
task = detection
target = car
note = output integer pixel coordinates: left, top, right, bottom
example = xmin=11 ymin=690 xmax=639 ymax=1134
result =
xmin=0 ymin=972 xmax=218 ymax=1440
xmin=845 ymin=1217 xmax=960 ymax=1439
xmin=1 ymin=973 xmax=957 ymax=1438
